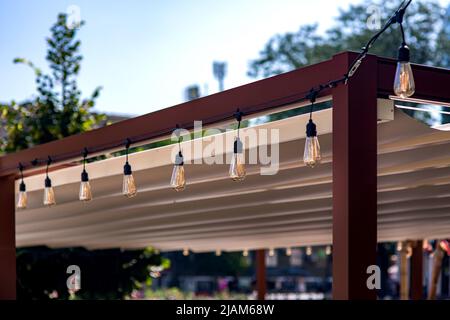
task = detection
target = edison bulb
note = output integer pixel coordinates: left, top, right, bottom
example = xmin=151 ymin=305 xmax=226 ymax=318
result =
xmin=79 ymin=169 xmax=92 ymax=201
xmin=229 ymin=138 xmax=246 ymax=181
xmin=17 ymin=182 xmax=27 ymax=209
xmin=43 ymin=177 xmax=56 ymax=206
xmin=303 ymin=136 xmax=321 ymax=168
xmin=171 ymin=152 xmax=186 ymax=191
xmin=304 ymin=119 xmax=321 ymax=168
xmin=394 ymin=62 xmax=415 ymax=98
xmin=123 ymin=174 xmax=137 ymax=198
xmin=79 ymin=181 xmax=92 ymax=201
xmin=43 ymin=187 xmax=56 ymax=206
xmin=229 ymin=152 xmax=246 ymax=181
xmin=394 ymin=44 xmax=415 ymax=98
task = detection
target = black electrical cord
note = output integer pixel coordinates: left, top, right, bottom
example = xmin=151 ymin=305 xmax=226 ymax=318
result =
xmin=12 ymin=0 xmax=413 ymax=173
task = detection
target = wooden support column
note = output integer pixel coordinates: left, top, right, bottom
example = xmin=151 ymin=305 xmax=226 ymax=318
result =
xmin=410 ymin=240 xmax=423 ymax=300
xmin=332 ymin=52 xmax=378 ymax=300
xmin=256 ymin=249 xmax=266 ymax=300
xmin=0 ymin=175 xmax=16 ymax=299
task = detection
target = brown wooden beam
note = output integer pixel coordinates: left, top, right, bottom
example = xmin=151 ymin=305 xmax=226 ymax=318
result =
xmin=410 ymin=240 xmax=423 ymax=300
xmin=0 ymin=56 xmax=340 ymax=177
xmin=377 ymin=57 xmax=450 ymax=103
xmin=0 ymin=175 xmax=16 ymax=299
xmin=332 ymin=52 xmax=378 ymax=300
xmin=256 ymin=249 xmax=266 ymax=300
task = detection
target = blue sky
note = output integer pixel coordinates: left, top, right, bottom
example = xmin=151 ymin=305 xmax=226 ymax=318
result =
xmin=0 ymin=0 xmax=448 ymax=116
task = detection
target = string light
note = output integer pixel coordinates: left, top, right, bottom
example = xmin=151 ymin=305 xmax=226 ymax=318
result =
xmin=183 ymin=248 xmax=189 ymax=256
xmin=303 ymin=90 xmax=321 ymax=168
xmin=325 ymin=245 xmax=332 ymax=256
xmin=215 ymin=249 xmax=222 ymax=256
xmin=11 ymin=1 xmax=414 ymax=209
xmin=122 ymin=139 xmax=137 ymax=198
xmin=396 ymin=241 xmax=403 ymax=251
xmin=79 ymin=148 xmax=93 ymax=202
xmin=16 ymin=163 xmax=27 ymax=209
xmin=229 ymin=109 xmax=246 ymax=181
xmin=242 ymin=249 xmax=249 ymax=257
xmin=269 ymin=248 xmax=275 ymax=257
xmin=306 ymin=246 xmax=312 ymax=256
xmin=170 ymin=125 xmax=186 ymax=191
xmin=43 ymin=156 xmax=56 ymax=206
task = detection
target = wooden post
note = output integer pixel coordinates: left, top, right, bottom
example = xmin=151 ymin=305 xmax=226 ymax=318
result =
xmin=331 ymin=52 xmax=378 ymax=300
xmin=0 ymin=175 xmax=16 ymax=299
xmin=399 ymin=241 xmax=409 ymax=300
xmin=410 ymin=240 xmax=423 ymax=300
xmin=428 ymin=243 xmax=445 ymax=300
xmin=256 ymin=249 xmax=266 ymax=300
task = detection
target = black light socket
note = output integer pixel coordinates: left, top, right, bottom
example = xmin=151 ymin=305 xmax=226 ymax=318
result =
xmin=306 ymin=119 xmax=317 ymax=137
xmin=81 ymin=169 xmax=89 ymax=182
xmin=175 ymin=151 xmax=184 ymax=166
xmin=124 ymin=162 xmax=132 ymax=175
xmin=398 ymin=44 xmax=410 ymax=62
xmin=45 ymin=176 xmax=52 ymax=188
xmin=234 ymin=138 xmax=243 ymax=154
xmin=19 ymin=181 xmax=26 ymax=192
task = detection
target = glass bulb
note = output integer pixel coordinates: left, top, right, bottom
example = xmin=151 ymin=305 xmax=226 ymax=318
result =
xmin=303 ymin=136 xmax=321 ymax=168
xmin=171 ymin=164 xmax=186 ymax=191
xmin=229 ymin=152 xmax=246 ymax=181
xmin=79 ymin=181 xmax=92 ymax=201
xmin=17 ymin=191 xmax=27 ymax=209
xmin=43 ymin=187 xmax=56 ymax=206
xmin=123 ymin=174 xmax=137 ymax=198
xmin=286 ymin=247 xmax=292 ymax=256
xmin=394 ymin=61 xmax=415 ymax=98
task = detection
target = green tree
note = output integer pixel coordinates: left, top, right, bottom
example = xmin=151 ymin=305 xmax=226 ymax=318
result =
xmin=249 ymin=0 xmax=448 ymax=78
xmin=17 ymin=247 xmax=169 ymax=300
xmin=248 ymin=0 xmax=450 ymax=125
xmin=0 ymin=13 xmax=168 ymax=300
xmin=0 ymin=13 xmax=105 ymax=153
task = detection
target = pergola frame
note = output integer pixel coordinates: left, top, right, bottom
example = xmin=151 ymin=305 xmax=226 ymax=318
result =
xmin=1 ymin=51 xmax=449 ymax=300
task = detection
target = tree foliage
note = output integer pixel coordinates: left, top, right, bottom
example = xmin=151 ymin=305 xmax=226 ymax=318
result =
xmin=0 ymin=13 xmax=105 ymax=153
xmin=0 ymin=13 xmax=168 ymax=300
xmin=248 ymin=0 xmax=450 ymax=125
xmin=249 ymin=0 xmax=449 ymax=78
xmin=17 ymin=247 xmax=169 ymax=300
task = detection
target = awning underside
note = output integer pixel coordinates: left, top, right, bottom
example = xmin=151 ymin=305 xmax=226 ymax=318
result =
xmin=16 ymin=108 xmax=450 ymax=252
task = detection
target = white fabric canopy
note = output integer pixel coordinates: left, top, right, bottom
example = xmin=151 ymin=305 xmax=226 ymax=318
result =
xmin=16 ymin=105 xmax=450 ymax=252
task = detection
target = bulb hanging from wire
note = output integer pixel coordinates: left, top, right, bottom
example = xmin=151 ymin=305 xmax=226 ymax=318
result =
xmin=171 ymin=151 xmax=186 ymax=191
xmin=79 ymin=148 xmax=93 ymax=201
xmin=394 ymin=44 xmax=415 ymax=98
xmin=17 ymin=163 xmax=27 ymax=209
xmin=123 ymin=139 xmax=137 ymax=198
xmin=171 ymin=127 xmax=186 ymax=191
xmin=303 ymin=92 xmax=321 ymax=168
xmin=43 ymin=157 xmax=56 ymax=206
xmin=393 ymin=17 xmax=415 ymax=98
xmin=229 ymin=109 xmax=246 ymax=181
